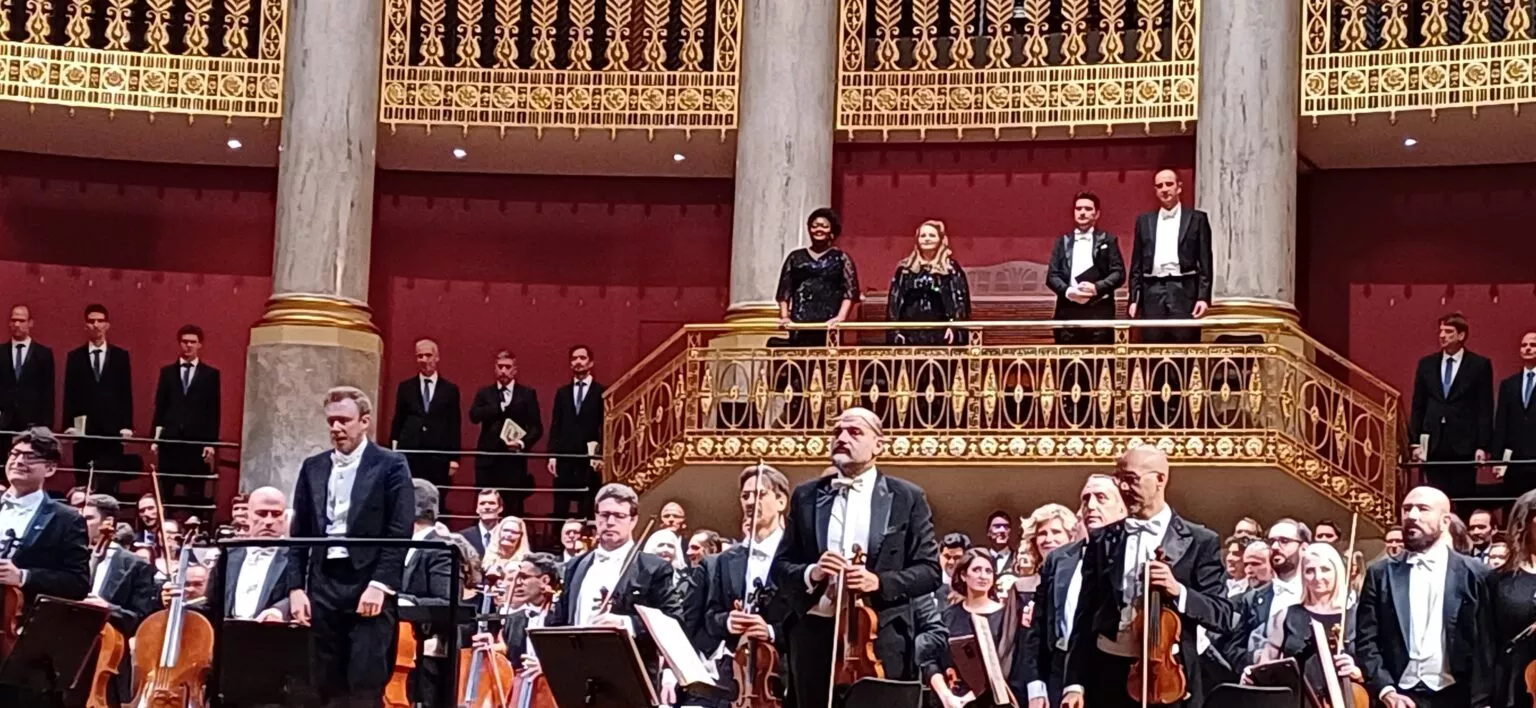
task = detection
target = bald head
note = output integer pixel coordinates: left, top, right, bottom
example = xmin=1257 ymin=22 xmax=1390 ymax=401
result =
xmin=1401 ymin=486 xmax=1451 ymax=554
xmin=1115 ymin=446 xmax=1170 ymax=519
xmin=831 ymin=407 xmax=883 ymax=475
xmin=246 ymin=486 xmax=288 ymax=539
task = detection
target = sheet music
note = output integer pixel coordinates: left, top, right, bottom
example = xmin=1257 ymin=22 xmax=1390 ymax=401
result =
xmin=971 ymin=612 xmax=1014 ymax=705
xmin=500 ymin=419 xmax=526 ymax=445
xmin=1309 ymin=620 xmax=1346 ymax=708
xmin=636 ymin=605 xmax=718 ymax=689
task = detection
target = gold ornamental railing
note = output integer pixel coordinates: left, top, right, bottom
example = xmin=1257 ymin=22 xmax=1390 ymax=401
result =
xmin=837 ymin=0 xmax=1201 ymax=137
xmin=380 ymin=0 xmax=740 ymax=135
xmin=1302 ymin=0 xmax=1536 ymax=117
xmin=604 ymin=318 xmax=1402 ymax=528
xmin=0 ymin=0 xmax=285 ymax=117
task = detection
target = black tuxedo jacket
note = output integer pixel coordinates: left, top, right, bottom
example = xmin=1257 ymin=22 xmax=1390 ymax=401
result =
xmin=1062 ymin=513 xmax=1231 ymax=707
xmin=401 ymin=528 xmax=454 ymax=602
xmin=8 ymin=497 xmax=90 ymax=605
xmin=151 ymin=361 xmax=221 ymax=443
xmin=1129 ymin=206 xmax=1215 ymax=305
xmin=1355 ymin=550 xmax=1493 ymax=705
xmin=1217 ymin=581 xmax=1275 ymax=672
xmin=205 ymin=546 xmax=295 ymax=622
xmin=468 ymin=383 xmax=543 ymax=461
xmin=459 ymin=522 xmax=496 ymax=559
xmin=63 ymin=344 xmax=134 ymax=433
xmin=1046 ymin=230 xmax=1126 ymax=318
xmin=0 ymin=341 xmax=54 ymax=430
xmin=286 ymin=442 xmax=415 ymax=591
xmin=1410 ymin=350 xmax=1495 ymax=458
xmin=547 ymin=548 xmax=684 ymax=675
xmin=1493 ymin=369 xmax=1536 ymax=462
xmin=389 ymin=376 xmax=462 ymax=453
xmin=96 ymin=548 xmax=160 ymax=635
xmin=1016 ymin=539 xmax=1085 ymax=694
xmin=548 ymin=379 xmax=604 ymax=455
xmin=706 ymin=542 xmax=793 ymax=653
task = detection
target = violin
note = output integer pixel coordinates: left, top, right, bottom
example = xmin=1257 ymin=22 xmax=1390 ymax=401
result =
xmin=1127 ymin=548 xmax=1187 ymax=706
xmin=383 ymin=622 xmax=417 ymax=708
xmin=831 ymin=546 xmax=884 ymax=693
xmin=1329 ymin=515 xmax=1369 ymax=708
xmin=0 ymin=529 xmax=23 ymax=660
xmin=459 ymin=583 xmax=515 ymax=707
xmin=131 ymin=544 xmax=214 ymax=707
xmin=731 ymin=580 xmax=782 ymax=708
xmin=85 ymin=522 xmax=127 ymax=708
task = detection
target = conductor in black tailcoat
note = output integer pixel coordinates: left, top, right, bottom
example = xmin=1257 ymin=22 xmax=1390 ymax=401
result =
xmin=151 ymin=325 xmax=222 ymax=504
xmin=1046 ymin=192 xmax=1126 ymax=345
xmin=389 ymin=337 xmax=463 ymax=490
xmin=468 ymin=349 xmax=542 ymax=516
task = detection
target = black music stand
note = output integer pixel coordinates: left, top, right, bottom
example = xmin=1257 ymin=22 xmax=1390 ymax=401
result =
xmin=0 ymin=597 xmax=107 ymax=695
xmin=528 ymin=626 xmax=659 ymax=708
xmin=842 ymin=677 xmax=923 ymax=708
xmin=216 ymin=620 xmax=316 ymax=707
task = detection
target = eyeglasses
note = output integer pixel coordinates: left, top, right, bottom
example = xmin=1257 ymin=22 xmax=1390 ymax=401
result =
xmin=1267 ymin=536 xmax=1302 ymax=546
xmin=5 ymin=450 xmax=46 ymax=464
xmin=596 ymin=511 xmax=633 ymax=522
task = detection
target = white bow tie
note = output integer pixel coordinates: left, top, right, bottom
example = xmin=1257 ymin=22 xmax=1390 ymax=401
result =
xmin=1074 ymin=232 xmax=1092 ymax=241
xmin=831 ymin=476 xmax=864 ymax=493
xmin=750 ymin=547 xmax=771 ymax=560
xmin=1126 ymin=518 xmax=1163 ymax=536
xmin=594 ymin=549 xmax=621 ymax=563
xmin=249 ymin=547 xmax=277 ymax=557
xmin=331 ymin=449 xmax=361 ymax=467
xmin=1409 ymin=554 xmax=1438 ymax=570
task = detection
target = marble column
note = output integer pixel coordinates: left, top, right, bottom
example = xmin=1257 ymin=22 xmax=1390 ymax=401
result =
xmin=726 ymin=0 xmax=839 ymax=321
xmin=1195 ymin=0 xmax=1300 ymax=319
xmin=239 ymin=0 xmax=384 ymax=495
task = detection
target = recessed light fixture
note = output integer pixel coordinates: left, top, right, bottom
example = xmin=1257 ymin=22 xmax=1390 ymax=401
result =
xmin=226 ymin=138 xmax=243 ymax=150
xmin=452 ymin=147 xmax=468 ymax=159
xmin=1403 ymin=137 xmax=1419 ymax=147
xmin=672 ymin=153 xmax=686 ymax=162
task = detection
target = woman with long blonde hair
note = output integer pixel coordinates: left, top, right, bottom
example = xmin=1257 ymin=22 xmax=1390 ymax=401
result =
xmin=887 ymin=219 xmax=972 ymax=346
xmin=481 ymin=515 xmax=531 ymax=582
xmin=1250 ymin=543 xmax=1362 ymax=706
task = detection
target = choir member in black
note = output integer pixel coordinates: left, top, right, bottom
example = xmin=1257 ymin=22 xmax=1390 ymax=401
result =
xmin=1495 ymin=489 xmax=1536 ymax=708
xmin=770 ymin=406 xmax=942 ymax=707
xmin=470 ymin=552 xmax=560 ymax=686
xmin=1128 ymin=170 xmax=1213 ymax=344
xmin=460 ymin=488 xmax=504 ymax=559
xmin=1061 ymin=446 xmax=1232 ymax=708
xmin=986 ymin=511 xmax=1015 ymax=577
xmin=887 ymin=219 xmax=972 ymax=346
xmin=547 ymin=344 xmax=603 ymax=520
xmin=389 ymin=337 xmax=463 ymax=489
xmin=1244 ymin=543 xmax=1361 ymax=707
xmin=936 ymin=532 xmax=972 ymax=609
xmin=1016 ymin=474 xmax=1127 ymax=708
xmin=1410 ymin=313 xmax=1496 ymax=515
xmin=1355 ymin=486 xmax=1495 ymax=708
xmin=400 ymin=479 xmax=455 ymax=705
xmin=547 ymin=482 xmax=684 ymax=680
xmin=63 ymin=303 xmax=135 ymax=493
xmin=286 ymin=387 xmax=414 ymax=706
xmin=2 ymin=305 xmax=54 ymax=444
xmin=706 ymin=464 xmax=794 ymax=703
xmin=150 ymin=324 xmax=222 ymax=504
xmin=0 ymin=428 xmax=90 ymax=705
xmin=469 ymin=349 xmax=543 ymax=515
xmin=203 ymin=486 xmax=295 ymax=623
xmin=687 ymin=528 xmax=723 ymax=569
xmin=776 ymin=207 xmax=861 ymax=348
xmin=75 ymin=494 xmax=159 ymax=706
xmin=930 ymin=548 xmax=1021 ymax=707
xmin=1047 ymin=193 xmax=1127 ymax=345
xmin=1494 ymin=331 xmax=1536 ymax=500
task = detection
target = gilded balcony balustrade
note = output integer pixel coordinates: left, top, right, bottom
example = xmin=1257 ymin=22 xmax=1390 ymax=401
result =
xmin=0 ymin=0 xmax=285 ymax=117
xmin=604 ymin=318 xmax=1402 ymax=528
xmin=380 ymin=0 xmax=740 ymax=135
xmin=1302 ymin=0 xmax=1536 ymax=117
xmin=836 ymin=0 xmax=1201 ymax=137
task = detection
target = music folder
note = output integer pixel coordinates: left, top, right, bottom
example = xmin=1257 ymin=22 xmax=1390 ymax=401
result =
xmin=0 ymin=596 xmax=107 ymax=693
xmin=636 ymin=605 xmax=723 ymax=699
xmin=216 ymin=620 xmax=315 ymax=706
xmin=528 ymin=625 xmax=658 ymax=708
xmin=500 ymin=419 xmax=526 ymax=446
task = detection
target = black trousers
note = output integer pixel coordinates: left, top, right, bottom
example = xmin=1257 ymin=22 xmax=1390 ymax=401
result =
xmin=1399 ymin=683 xmax=1469 ymax=708
xmin=404 ymin=452 xmax=452 ymax=490
xmin=552 ymin=458 xmax=595 ymax=519
xmin=1423 ymin=452 xmax=1477 ymax=515
xmin=158 ymin=441 xmax=212 ymax=504
xmin=786 ymin=614 xmax=916 ymax=708
xmin=1140 ymin=275 xmax=1202 ymax=344
xmin=1081 ymin=649 xmax=1186 ymax=708
xmin=311 ymin=559 xmax=398 ymax=707
xmin=1054 ymin=298 xmax=1116 ymax=345
xmin=476 ymin=458 xmax=532 ymax=516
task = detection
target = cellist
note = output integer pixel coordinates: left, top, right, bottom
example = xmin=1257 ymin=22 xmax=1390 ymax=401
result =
xmin=74 ymin=494 xmax=159 ymax=706
xmin=768 ymin=407 xmax=942 ymax=707
xmin=1060 ymin=446 xmax=1231 ymax=708
xmin=470 ymin=552 xmax=561 ymax=682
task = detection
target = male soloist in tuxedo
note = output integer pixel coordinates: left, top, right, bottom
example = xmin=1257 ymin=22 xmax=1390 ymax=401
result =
xmin=1410 ymin=312 xmax=1495 ymax=513
xmin=1016 ymin=474 xmax=1127 ymax=707
xmin=1061 ymin=446 xmax=1231 ymax=708
xmin=63 ymin=303 xmax=135 ymax=492
xmin=546 ymin=482 xmax=684 ymax=680
xmin=286 ymin=387 xmax=414 ymax=706
xmin=389 ymin=337 xmax=462 ymax=489
xmin=1128 ymin=169 xmax=1213 ymax=344
xmin=205 ymin=486 xmax=295 ymax=623
xmin=400 ymin=479 xmax=455 ymax=705
xmin=770 ymin=406 xmax=942 ymax=707
xmin=1355 ymin=486 xmax=1494 ymax=708
xmin=548 ymin=345 xmax=604 ymax=519
xmin=468 ymin=349 xmax=543 ymax=515
xmin=75 ymin=494 xmax=159 ymax=705
xmin=151 ymin=325 xmax=222 ymax=504
xmin=2 ymin=305 xmax=54 ymax=445
xmin=1493 ymin=331 xmax=1536 ymax=499
xmin=1047 ymin=192 xmax=1126 ymax=345
xmin=706 ymin=464 xmax=795 ymax=703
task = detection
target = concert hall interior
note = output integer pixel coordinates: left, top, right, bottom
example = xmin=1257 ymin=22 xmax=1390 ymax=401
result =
xmin=2 ymin=0 xmax=1536 ymax=706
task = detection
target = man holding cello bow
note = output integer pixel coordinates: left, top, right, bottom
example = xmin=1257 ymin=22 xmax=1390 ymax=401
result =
xmin=770 ymin=406 xmax=942 ymax=707
xmin=1061 ymin=446 xmax=1231 ymax=708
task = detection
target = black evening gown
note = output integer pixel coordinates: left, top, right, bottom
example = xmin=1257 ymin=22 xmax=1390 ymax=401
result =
xmin=886 ymin=260 xmax=973 ymax=346
xmin=1494 ymin=569 xmax=1536 ymax=708
xmin=775 ymin=247 xmax=861 ymax=347
xmin=1274 ymin=604 xmax=1357 ymax=708
xmin=935 ymin=603 xmax=1015 ymax=708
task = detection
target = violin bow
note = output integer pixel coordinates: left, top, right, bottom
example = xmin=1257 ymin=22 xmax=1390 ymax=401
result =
xmin=1140 ymin=544 xmax=1152 ymax=708
xmin=1338 ymin=513 xmax=1360 ymax=640
xmin=594 ymin=516 xmax=656 ymax=617
xmin=825 ymin=480 xmax=857 ymax=708
xmin=85 ymin=461 xmax=96 ymax=499
xmin=147 ymin=462 xmax=174 ymax=577
xmin=741 ymin=460 xmax=765 ymax=610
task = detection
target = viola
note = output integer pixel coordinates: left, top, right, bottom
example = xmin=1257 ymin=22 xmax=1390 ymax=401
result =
xmin=832 ymin=546 xmax=884 ymax=688
xmin=458 ymin=583 xmax=515 ymax=707
xmin=1126 ymin=548 xmax=1187 ymax=706
xmin=85 ymin=522 xmax=127 ymax=708
xmin=0 ymin=530 xmax=24 ymax=660
xmin=383 ymin=622 xmax=417 ymax=708
xmin=731 ymin=580 xmax=782 ymax=708
xmin=131 ymin=544 xmax=215 ymax=708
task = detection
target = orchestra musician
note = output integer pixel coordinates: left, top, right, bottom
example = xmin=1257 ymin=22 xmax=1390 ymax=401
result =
xmin=398 ymin=478 xmax=455 ymax=704
xmin=73 ymin=493 xmax=159 ymax=706
xmin=931 ymin=548 xmax=1021 ymax=708
xmin=470 ymin=551 xmax=561 ymax=684
xmin=1245 ymin=542 xmax=1362 ymax=707
xmin=1355 ymin=486 xmax=1494 ymax=708
xmin=286 ymin=386 xmax=414 ymax=706
xmin=1015 ymin=474 xmax=1127 ymax=708
xmin=769 ymin=406 xmax=942 ymax=706
xmin=705 ymin=464 xmax=794 ymax=703
xmin=1494 ymin=488 xmax=1536 ymax=708
xmin=202 ymin=486 xmax=294 ymax=623
xmin=1220 ymin=518 xmax=1312 ymax=674
xmin=1060 ymin=446 xmax=1232 ymax=708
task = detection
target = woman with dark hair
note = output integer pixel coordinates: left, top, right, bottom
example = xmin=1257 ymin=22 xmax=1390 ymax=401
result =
xmin=775 ymin=207 xmax=861 ymax=347
xmin=926 ymin=548 xmax=1020 ymax=708
xmin=1494 ymin=489 xmax=1536 ymax=708
xmin=887 ymin=219 xmax=972 ymax=346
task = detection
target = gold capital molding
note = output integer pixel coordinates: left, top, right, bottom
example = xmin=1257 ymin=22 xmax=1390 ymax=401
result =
xmin=253 ymin=294 xmax=380 ymax=335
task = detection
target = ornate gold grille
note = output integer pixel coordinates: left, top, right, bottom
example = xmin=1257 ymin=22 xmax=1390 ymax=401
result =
xmin=1302 ymin=0 xmax=1536 ymax=117
xmin=380 ymin=0 xmax=740 ymax=135
xmin=837 ymin=0 xmax=1201 ymax=137
xmin=0 ymin=0 xmax=285 ymax=117
xmin=604 ymin=319 xmax=1401 ymax=528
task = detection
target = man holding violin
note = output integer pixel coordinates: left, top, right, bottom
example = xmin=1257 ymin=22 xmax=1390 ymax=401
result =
xmin=1061 ymin=446 xmax=1231 ymax=708
xmin=769 ymin=406 xmax=941 ymax=708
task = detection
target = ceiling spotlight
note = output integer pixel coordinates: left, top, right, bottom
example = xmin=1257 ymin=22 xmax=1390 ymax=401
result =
xmin=1402 ymin=137 xmax=1419 ymax=147
xmin=452 ymin=147 xmax=468 ymax=159
xmin=672 ymin=153 xmax=686 ymax=162
xmin=226 ymin=138 xmax=243 ymax=150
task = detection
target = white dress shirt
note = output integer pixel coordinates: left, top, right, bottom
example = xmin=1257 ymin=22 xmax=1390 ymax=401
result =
xmin=522 ymin=606 xmax=548 ymax=659
xmin=405 ymin=524 xmax=434 ymax=568
xmin=419 ymin=373 xmax=438 ymax=408
xmin=806 ymin=467 xmax=878 ymax=618
xmin=179 ymin=357 xmax=199 ymax=387
xmin=1026 ymin=556 xmax=1086 ymax=700
xmin=572 ymin=375 xmax=593 ymax=411
xmin=91 ymin=545 xmax=121 ymax=596
xmin=1441 ymin=351 xmax=1463 ymax=391
xmin=324 ymin=439 xmax=368 ymax=560
xmin=745 ymin=528 xmax=784 ymax=596
xmin=88 ymin=343 xmax=108 ymax=375
xmin=232 ymin=547 xmax=279 ymax=619
xmin=1151 ymin=205 xmax=1183 ymax=277
xmin=1070 ymin=229 xmax=1095 ymax=280
xmin=477 ymin=522 xmax=496 ymax=552
xmin=576 ymin=540 xmax=635 ymax=627
xmin=1395 ymin=542 xmax=1454 ymax=694
xmin=0 ymin=488 xmax=44 ymax=546
xmin=10 ymin=338 xmax=30 ymax=374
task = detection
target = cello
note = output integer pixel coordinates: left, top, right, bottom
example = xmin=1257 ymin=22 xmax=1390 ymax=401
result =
xmin=458 ymin=582 xmax=515 ymax=707
xmin=732 ymin=463 xmax=782 ymax=708
xmin=1126 ymin=548 xmax=1187 ymax=707
xmin=382 ymin=622 xmax=416 ymax=708
xmin=131 ymin=466 xmax=214 ymax=708
xmin=84 ymin=520 xmax=128 ymax=708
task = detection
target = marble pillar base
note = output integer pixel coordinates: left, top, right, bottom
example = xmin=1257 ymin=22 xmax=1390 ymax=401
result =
xmin=724 ymin=301 xmax=780 ymax=327
xmin=1207 ymin=296 xmax=1300 ymax=323
xmin=238 ymin=324 xmax=381 ymax=496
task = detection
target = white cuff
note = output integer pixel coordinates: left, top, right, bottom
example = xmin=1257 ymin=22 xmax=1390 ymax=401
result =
xmin=1027 ymin=681 xmax=1048 ymax=701
xmin=369 ymin=580 xmax=394 ymax=595
xmin=1064 ymin=685 xmax=1084 ymax=695
xmin=1379 ymin=687 xmax=1396 ymax=701
xmin=767 ymin=625 xmax=776 ymax=643
xmin=1175 ymin=584 xmax=1187 ymax=613
xmin=18 ymin=569 xmax=28 ymax=587
xmin=804 ymin=566 xmax=818 ymax=592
